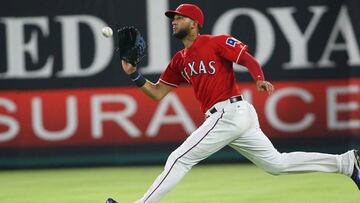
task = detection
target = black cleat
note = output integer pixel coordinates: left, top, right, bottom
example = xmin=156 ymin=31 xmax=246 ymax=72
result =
xmin=106 ymin=198 xmax=118 ymax=203
xmin=351 ymin=150 xmax=360 ymax=190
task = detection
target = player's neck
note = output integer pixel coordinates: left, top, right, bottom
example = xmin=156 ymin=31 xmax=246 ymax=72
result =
xmin=182 ymin=32 xmax=199 ymax=48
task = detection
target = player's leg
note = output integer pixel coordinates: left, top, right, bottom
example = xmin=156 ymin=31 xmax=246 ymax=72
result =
xmin=134 ymin=107 xmax=249 ymax=203
xmin=229 ymin=102 xmax=355 ymax=176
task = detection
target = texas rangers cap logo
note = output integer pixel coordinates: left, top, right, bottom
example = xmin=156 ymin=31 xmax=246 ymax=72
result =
xmin=226 ymin=37 xmax=239 ymax=47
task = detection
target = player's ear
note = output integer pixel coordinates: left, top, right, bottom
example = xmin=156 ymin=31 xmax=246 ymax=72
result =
xmin=190 ymin=20 xmax=199 ymax=30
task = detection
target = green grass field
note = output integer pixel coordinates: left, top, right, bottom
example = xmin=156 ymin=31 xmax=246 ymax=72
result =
xmin=0 ymin=164 xmax=359 ymax=203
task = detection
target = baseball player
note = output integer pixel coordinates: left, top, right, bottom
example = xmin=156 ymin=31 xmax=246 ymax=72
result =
xmin=107 ymin=3 xmax=360 ymax=203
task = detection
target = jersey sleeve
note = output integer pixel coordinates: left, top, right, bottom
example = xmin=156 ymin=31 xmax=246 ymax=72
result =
xmin=158 ymin=53 xmax=185 ymax=87
xmin=214 ymin=35 xmax=248 ymax=64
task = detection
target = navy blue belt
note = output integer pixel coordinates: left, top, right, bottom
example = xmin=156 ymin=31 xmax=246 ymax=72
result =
xmin=209 ymin=95 xmax=243 ymax=114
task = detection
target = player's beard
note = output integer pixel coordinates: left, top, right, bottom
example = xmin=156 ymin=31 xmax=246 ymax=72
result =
xmin=173 ymin=27 xmax=190 ymax=39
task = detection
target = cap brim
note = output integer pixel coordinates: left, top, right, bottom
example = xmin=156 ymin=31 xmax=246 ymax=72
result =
xmin=165 ymin=10 xmax=182 ymax=19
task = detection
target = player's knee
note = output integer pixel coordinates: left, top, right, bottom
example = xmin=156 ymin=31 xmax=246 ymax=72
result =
xmin=165 ymin=151 xmax=191 ymax=165
xmin=164 ymin=152 xmax=194 ymax=173
xmin=264 ymin=162 xmax=288 ymax=175
xmin=259 ymin=152 xmax=291 ymax=175
xmin=265 ymin=166 xmax=283 ymax=175
xmin=164 ymin=152 xmax=178 ymax=169
xmin=265 ymin=168 xmax=281 ymax=175
xmin=164 ymin=156 xmax=183 ymax=173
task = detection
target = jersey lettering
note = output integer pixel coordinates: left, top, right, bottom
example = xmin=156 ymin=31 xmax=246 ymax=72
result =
xmin=198 ymin=61 xmax=206 ymax=74
xmin=181 ymin=69 xmax=191 ymax=83
xmin=208 ymin=61 xmax=216 ymax=75
xmin=188 ymin=62 xmax=198 ymax=76
xmin=183 ymin=60 xmax=217 ymax=78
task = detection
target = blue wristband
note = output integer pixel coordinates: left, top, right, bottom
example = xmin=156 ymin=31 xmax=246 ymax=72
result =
xmin=129 ymin=71 xmax=146 ymax=87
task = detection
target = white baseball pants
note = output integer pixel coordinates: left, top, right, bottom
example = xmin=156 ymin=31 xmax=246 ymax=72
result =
xmin=134 ymin=99 xmax=355 ymax=203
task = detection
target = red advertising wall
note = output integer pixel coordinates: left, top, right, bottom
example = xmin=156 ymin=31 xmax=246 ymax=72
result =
xmin=1 ymin=78 xmax=358 ymax=148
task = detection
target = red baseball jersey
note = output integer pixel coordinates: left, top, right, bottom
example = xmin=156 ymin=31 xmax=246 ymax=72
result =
xmin=159 ymin=34 xmax=250 ymax=113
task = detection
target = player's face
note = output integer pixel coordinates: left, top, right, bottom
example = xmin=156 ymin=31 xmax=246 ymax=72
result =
xmin=172 ymin=15 xmax=193 ymax=39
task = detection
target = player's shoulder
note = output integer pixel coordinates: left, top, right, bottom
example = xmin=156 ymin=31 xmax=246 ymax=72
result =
xmin=173 ymin=50 xmax=184 ymax=59
xmin=211 ymin=34 xmax=235 ymax=43
xmin=170 ymin=51 xmax=184 ymax=64
xmin=210 ymin=34 xmax=246 ymax=49
xmin=198 ymin=34 xmax=237 ymax=46
xmin=197 ymin=34 xmax=230 ymax=41
xmin=212 ymin=34 xmax=232 ymax=39
xmin=194 ymin=34 xmax=230 ymax=46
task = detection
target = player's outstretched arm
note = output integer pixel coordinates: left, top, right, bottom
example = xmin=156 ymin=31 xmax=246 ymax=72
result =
xmin=238 ymin=51 xmax=275 ymax=95
xmin=121 ymin=60 xmax=174 ymax=100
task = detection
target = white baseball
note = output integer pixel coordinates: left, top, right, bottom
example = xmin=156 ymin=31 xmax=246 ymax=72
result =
xmin=102 ymin=27 xmax=113 ymax=37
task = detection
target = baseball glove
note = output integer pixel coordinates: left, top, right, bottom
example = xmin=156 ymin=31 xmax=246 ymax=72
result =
xmin=117 ymin=26 xmax=146 ymax=66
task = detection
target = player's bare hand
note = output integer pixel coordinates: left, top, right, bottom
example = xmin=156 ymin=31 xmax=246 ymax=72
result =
xmin=256 ymin=80 xmax=275 ymax=95
xmin=121 ymin=60 xmax=137 ymax=75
